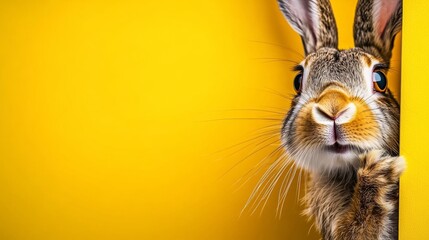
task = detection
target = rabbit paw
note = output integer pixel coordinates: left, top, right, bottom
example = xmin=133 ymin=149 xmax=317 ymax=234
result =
xmin=359 ymin=150 xmax=405 ymax=183
xmin=357 ymin=150 xmax=405 ymax=211
xmin=334 ymin=152 xmax=405 ymax=240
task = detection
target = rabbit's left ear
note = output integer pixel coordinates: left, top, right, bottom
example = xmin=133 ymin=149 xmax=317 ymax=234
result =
xmin=278 ymin=0 xmax=338 ymax=55
xmin=354 ymin=0 xmax=402 ymax=64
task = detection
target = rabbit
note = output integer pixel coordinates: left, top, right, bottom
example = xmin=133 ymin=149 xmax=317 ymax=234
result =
xmin=277 ymin=0 xmax=404 ymax=239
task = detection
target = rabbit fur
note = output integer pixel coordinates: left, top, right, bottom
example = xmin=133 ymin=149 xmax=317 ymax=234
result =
xmin=277 ymin=0 xmax=404 ymax=239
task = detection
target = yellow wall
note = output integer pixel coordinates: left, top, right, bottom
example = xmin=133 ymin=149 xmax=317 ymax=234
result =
xmin=399 ymin=0 xmax=429 ymax=239
xmin=0 ymin=1 xmax=401 ymax=239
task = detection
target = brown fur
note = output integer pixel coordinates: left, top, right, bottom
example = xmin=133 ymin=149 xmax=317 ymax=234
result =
xmin=304 ymin=151 xmax=404 ymax=239
xmin=276 ymin=0 xmax=403 ymax=239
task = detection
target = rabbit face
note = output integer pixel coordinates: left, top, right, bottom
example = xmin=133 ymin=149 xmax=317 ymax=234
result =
xmin=278 ymin=0 xmax=402 ymax=173
xmin=281 ymin=47 xmax=399 ymax=172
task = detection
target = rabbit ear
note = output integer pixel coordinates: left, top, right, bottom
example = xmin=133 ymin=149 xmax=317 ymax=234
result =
xmin=278 ymin=0 xmax=338 ymax=55
xmin=353 ymin=0 xmax=402 ymax=63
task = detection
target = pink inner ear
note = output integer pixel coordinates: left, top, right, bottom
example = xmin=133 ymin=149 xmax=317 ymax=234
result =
xmin=374 ymin=0 xmax=400 ymax=35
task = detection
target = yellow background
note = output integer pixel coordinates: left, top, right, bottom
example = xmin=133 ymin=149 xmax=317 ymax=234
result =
xmin=399 ymin=0 xmax=429 ymax=239
xmin=0 ymin=0 xmax=402 ymax=239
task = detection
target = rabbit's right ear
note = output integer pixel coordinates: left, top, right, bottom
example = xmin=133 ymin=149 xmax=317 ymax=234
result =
xmin=278 ymin=0 xmax=338 ymax=55
xmin=353 ymin=0 xmax=402 ymax=64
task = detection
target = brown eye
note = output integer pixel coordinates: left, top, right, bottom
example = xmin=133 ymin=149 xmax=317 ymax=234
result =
xmin=294 ymin=73 xmax=303 ymax=93
xmin=373 ymin=71 xmax=387 ymax=92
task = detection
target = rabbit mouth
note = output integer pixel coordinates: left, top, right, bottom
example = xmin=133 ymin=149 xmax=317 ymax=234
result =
xmin=324 ymin=142 xmax=360 ymax=154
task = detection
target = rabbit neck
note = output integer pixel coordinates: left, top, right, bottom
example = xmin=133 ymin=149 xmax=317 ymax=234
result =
xmin=303 ymin=168 xmax=357 ymax=239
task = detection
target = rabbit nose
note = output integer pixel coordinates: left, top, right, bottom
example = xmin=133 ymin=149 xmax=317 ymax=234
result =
xmin=312 ymin=103 xmax=357 ymax=125
xmin=311 ymin=89 xmax=357 ymax=125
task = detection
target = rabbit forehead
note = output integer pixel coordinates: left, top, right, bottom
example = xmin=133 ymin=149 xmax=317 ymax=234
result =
xmin=303 ymin=48 xmax=377 ymax=96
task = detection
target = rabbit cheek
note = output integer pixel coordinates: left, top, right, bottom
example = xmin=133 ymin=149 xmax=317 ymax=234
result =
xmin=341 ymin=100 xmax=380 ymax=145
xmin=294 ymin=103 xmax=328 ymax=145
xmin=291 ymin=102 xmax=336 ymax=152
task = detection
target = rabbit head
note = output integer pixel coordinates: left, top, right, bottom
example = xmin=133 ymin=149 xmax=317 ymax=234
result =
xmin=279 ymin=0 xmax=402 ymax=173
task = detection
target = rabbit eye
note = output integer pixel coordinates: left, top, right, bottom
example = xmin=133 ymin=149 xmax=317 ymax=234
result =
xmin=372 ymin=71 xmax=387 ymax=93
xmin=294 ymin=73 xmax=303 ymax=93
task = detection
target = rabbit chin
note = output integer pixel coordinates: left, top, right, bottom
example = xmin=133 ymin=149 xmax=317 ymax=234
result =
xmin=290 ymin=147 xmax=361 ymax=173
